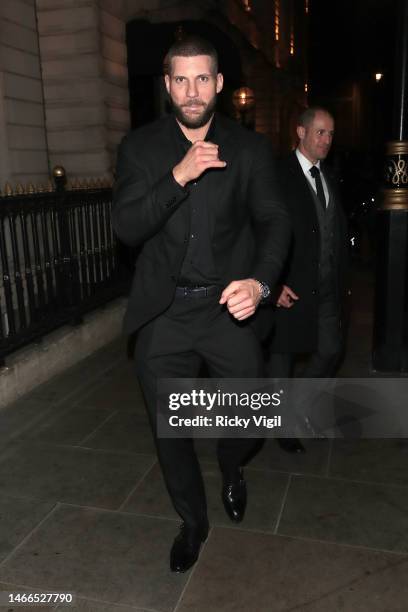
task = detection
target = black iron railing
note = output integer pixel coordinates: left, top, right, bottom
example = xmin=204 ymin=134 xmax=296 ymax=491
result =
xmin=0 ymin=171 xmax=131 ymax=364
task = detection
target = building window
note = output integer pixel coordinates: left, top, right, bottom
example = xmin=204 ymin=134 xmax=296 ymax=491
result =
xmin=305 ymin=0 xmax=309 ymax=14
xmin=242 ymin=0 xmax=251 ymax=11
xmin=290 ymin=0 xmax=295 ymax=55
xmin=275 ymin=0 xmax=280 ymax=41
xmin=304 ymin=83 xmax=308 ymax=93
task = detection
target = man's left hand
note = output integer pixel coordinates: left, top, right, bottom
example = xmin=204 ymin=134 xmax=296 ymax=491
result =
xmin=219 ymin=279 xmax=262 ymax=320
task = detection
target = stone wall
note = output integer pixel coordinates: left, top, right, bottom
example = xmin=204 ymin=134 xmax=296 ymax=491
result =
xmin=0 ymin=0 xmax=131 ymax=187
xmin=0 ymin=0 xmax=49 ymax=187
xmin=36 ymin=0 xmax=130 ymax=179
xmin=100 ymin=0 xmax=130 ymax=166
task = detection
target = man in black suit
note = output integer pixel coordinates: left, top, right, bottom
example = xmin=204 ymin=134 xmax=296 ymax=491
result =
xmin=113 ymin=36 xmax=290 ymax=572
xmin=265 ymin=107 xmax=349 ymax=452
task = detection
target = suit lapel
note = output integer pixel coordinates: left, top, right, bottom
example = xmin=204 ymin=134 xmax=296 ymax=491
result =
xmin=205 ymin=115 xmax=240 ymax=234
xmin=287 ymin=152 xmax=319 ymax=219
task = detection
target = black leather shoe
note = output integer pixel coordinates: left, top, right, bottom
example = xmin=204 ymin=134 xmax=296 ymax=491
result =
xmin=278 ymin=438 xmax=306 ymax=454
xmin=170 ymin=523 xmax=208 ymax=573
xmin=222 ymin=469 xmax=247 ymax=523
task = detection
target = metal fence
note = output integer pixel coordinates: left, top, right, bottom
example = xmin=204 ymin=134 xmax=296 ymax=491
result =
xmin=0 ymin=173 xmax=131 ymax=364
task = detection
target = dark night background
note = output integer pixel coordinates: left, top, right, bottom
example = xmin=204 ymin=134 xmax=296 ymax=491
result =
xmin=310 ymin=0 xmax=396 ymax=151
xmin=309 ymin=0 xmax=398 ymax=218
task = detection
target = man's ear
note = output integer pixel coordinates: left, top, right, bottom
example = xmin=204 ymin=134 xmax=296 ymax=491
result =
xmin=296 ymin=125 xmax=305 ymax=141
xmin=216 ymin=73 xmax=224 ymax=94
xmin=164 ymin=74 xmax=170 ymax=95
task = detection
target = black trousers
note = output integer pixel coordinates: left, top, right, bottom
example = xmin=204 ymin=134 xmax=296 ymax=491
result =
xmin=134 ymin=292 xmax=264 ymax=529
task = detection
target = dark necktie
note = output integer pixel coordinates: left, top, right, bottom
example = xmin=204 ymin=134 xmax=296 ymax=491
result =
xmin=309 ymin=165 xmax=326 ymax=211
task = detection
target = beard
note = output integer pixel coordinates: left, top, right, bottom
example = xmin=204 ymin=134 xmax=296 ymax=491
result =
xmin=171 ymin=94 xmax=217 ymax=129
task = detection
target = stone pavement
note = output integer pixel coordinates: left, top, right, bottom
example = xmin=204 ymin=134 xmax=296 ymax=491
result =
xmin=0 ymin=262 xmax=407 ymax=611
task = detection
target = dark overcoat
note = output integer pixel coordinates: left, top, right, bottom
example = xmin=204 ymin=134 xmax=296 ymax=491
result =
xmin=268 ymin=151 xmax=349 ymax=353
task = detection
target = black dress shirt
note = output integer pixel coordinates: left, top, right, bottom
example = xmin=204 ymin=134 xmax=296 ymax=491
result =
xmin=171 ymin=116 xmax=220 ymax=286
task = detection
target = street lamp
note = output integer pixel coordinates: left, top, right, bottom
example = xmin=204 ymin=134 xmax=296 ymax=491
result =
xmin=232 ymin=87 xmax=255 ymax=128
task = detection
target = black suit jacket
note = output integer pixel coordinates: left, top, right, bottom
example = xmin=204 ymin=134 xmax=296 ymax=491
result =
xmin=268 ymin=151 xmax=349 ymax=353
xmin=112 ymin=113 xmax=290 ymax=337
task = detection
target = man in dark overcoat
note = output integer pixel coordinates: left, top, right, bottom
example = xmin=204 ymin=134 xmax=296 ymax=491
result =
xmin=265 ymin=107 xmax=349 ymax=452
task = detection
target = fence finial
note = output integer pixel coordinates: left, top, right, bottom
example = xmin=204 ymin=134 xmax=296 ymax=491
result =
xmin=53 ymin=165 xmax=66 ymax=192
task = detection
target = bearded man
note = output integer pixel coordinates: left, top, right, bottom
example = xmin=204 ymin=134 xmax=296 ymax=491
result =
xmin=113 ymin=35 xmax=289 ymax=572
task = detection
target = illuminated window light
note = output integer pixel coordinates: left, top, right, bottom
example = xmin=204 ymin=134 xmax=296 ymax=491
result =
xmin=375 ymin=72 xmax=383 ymax=82
xmin=305 ymin=0 xmax=309 ymax=14
xmin=242 ymin=0 xmax=251 ymax=11
xmin=290 ymin=29 xmax=294 ymax=55
xmin=275 ymin=0 xmax=280 ymax=41
xmin=304 ymin=83 xmax=308 ymax=93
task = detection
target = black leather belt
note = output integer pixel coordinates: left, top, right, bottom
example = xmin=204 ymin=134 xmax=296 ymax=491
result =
xmin=175 ymin=285 xmax=220 ymax=298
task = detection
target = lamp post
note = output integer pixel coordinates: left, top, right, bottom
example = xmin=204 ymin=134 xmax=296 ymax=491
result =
xmin=372 ymin=0 xmax=408 ymax=371
xmin=232 ymin=87 xmax=255 ymax=129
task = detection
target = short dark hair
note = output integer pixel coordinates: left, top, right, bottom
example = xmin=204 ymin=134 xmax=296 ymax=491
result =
xmin=163 ymin=35 xmax=218 ymax=76
xmin=298 ymin=106 xmax=334 ymax=128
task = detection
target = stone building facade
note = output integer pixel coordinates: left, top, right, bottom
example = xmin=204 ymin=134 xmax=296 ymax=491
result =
xmin=0 ymin=0 xmax=308 ymax=189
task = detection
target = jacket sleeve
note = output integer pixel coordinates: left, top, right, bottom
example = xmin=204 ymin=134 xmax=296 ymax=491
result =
xmin=112 ymin=133 xmax=189 ymax=247
xmin=248 ymin=138 xmax=291 ymax=289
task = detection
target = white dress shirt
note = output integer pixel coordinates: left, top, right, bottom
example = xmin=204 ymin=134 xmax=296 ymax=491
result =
xmin=295 ymin=149 xmax=329 ymax=208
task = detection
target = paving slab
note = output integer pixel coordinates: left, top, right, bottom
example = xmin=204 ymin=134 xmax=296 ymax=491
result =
xmin=249 ymin=438 xmax=331 ymax=476
xmin=0 ymin=398 xmax=57 ymax=448
xmin=330 ymin=438 xmax=408 ymax=486
xmin=123 ymin=462 xmax=289 ymax=532
xmin=76 ymin=368 xmax=145 ymax=413
xmin=0 ymin=496 xmax=55 ymax=562
xmin=278 ymin=474 xmax=408 ymax=553
xmin=0 ymin=505 xmax=186 ymax=612
xmin=0 ymin=442 xmax=155 ymax=510
xmin=176 ymin=527 xmax=408 ymax=612
xmin=20 ymin=405 xmax=115 ymax=446
xmin=83 ymin=411 xmax=155 ymax=455
xmin=27 ymin=339 xmax=126 ymax=404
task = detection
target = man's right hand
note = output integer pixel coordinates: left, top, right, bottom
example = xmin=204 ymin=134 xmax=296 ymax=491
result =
xmin=172 ymin=141 xmax=226 ymax=187
xmin=276 ymin=285 xmax=299 ymax=309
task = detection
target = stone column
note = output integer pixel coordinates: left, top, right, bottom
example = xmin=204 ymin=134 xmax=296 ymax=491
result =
xmin=36 ymin=0 xmax=130 ymax=179
xmin=0 ymin=0 xmax=49 ymax=187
